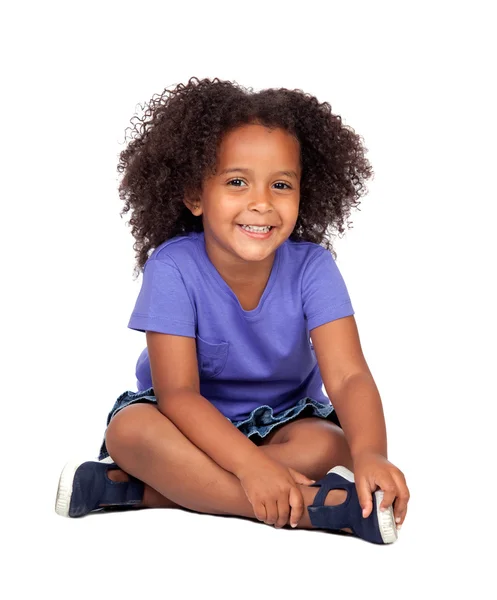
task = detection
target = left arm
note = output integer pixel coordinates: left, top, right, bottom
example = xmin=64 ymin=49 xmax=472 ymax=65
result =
xmin=310 ymin=315 xmax=410 ymax=526
xmin=310 ymin=315 xmax=387 ymax=459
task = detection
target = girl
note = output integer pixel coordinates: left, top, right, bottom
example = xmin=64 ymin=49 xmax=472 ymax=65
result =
xmin=55 ymin=77 xmax=410 ymax=544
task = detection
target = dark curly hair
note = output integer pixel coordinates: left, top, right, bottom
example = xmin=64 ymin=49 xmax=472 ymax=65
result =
xmin=117 ymin=77 xmax=374 ymax=279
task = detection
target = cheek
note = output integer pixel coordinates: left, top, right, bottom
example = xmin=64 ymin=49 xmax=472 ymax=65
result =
xmin=214 ymin=198 xmax=238 ymax=218
xmin=285 ymin=204 xmax=300 ymax=224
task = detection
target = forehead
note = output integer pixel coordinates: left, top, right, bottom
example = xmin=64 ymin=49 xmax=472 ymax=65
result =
xmin=217 ymin=124 xmax=300 ymax=167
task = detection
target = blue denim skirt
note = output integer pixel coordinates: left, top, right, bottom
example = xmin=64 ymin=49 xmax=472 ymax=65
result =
xmin=97 ymin=387 xmax=342 ymax=461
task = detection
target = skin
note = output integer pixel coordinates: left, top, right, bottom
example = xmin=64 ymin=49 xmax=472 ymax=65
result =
xmin=100 ymin=124 xmax=410 ymax=536
xmin=180 ymin=123 xmax=410 ymax=529
xmin=183 ymin=123 xmax=301 ymax=289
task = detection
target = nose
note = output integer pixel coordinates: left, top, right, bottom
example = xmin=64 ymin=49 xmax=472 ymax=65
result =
xmin=247 ymin=190 xmax=274 ymax=214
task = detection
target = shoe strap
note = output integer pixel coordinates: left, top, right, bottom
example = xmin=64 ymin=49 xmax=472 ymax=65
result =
xmin=101 ymin=473 xmax=145 ymax=506
xmin=307 ymin=473 xmax=355 ymax=530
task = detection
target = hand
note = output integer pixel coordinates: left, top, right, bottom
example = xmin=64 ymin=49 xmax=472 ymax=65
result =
xmin=237 ymin=457 xmax=316 ymax=528
xmin=353 ymin=452 xmax=410 ymax=528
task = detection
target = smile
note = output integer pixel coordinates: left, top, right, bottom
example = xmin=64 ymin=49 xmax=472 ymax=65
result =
xmin=237 ymin=224 xmax=275 ymax=239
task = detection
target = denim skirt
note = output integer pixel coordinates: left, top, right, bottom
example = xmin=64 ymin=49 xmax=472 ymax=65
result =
xmin=97 ymin=387 xmax=342 ymax=461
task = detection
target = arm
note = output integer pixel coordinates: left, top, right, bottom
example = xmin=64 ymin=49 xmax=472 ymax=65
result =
xmin=329 ymin=372 xmax=387 ymax=459
xmin=146 ymin=330 xmax=265 ymax=478
xmin=160 ymin=387 xmax=266 ymax=478
xmin=310 ymin=315 xmax=387 ymax=459
xmin=311 ymin=315 xmax=410 ymax=524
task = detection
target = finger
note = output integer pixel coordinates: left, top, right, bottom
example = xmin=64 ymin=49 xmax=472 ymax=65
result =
xmin=264 ymin=499 xmax=278 ymax=525
xmin=298 ymin=473 xmax=317 ymax=486
xmin=275 ymin=495 xmax=290 ymax=528
xmin=356 ymin=476 xmax=374 ymax=518
xmin=288 ymin=467 xmax=316 ymax=486
xmin=288 ymin=486 xmax=305 ymax=528
xmin=393 ymin=499 xmax=408 ymax=529
xmin=253 ymin=499 xmax=266 ymax=524
xmin=391 ymin=472 xmax=410 ymax=525
xmin=378 ymin=478 xmax=398 ymax=512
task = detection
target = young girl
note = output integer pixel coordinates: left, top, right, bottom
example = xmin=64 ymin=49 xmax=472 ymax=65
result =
xmin=55 ymin=77 xmax=410 ymax=544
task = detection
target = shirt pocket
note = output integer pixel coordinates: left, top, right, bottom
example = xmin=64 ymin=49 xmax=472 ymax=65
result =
xmin=196 ymin=334 xmax=230 ymax=378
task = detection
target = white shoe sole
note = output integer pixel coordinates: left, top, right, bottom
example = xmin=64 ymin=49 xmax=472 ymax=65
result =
xmin=328 ymin=466 xmax=399 ymax=544
xmin=55 ymin=456 xmax=115 ymax=518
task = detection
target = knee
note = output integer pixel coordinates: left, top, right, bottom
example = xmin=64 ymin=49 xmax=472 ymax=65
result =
xmin=320 ymin=426 xmax=353 ymax=469
xmin=307 ymin=425 xmax=353 ymax=470
xmin=105 ymin=404 xmax=158 ymax=459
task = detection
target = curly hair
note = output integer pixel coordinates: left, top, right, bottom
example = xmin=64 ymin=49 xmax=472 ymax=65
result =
xmin=117 ymin=76 xmax=374 ymax=279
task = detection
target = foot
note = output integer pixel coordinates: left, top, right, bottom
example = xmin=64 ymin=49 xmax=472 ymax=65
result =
xmin=102 ymin=469 xmax=177 ymax=508
xmin=55 ymin=459 xmax=145 ymax=518
xmin=305 ymin=466 xmax=398 ymax=544
xmin=99 ymin=468 xmax=130 ymax=505
xmin=304 ymin=485 xmax=353 ymax=534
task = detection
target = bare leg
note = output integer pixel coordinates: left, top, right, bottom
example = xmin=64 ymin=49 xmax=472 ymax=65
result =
xmin=107 ymin=420 xmax=352 ymax=508
xmin=104 ymin=404 xmax=348 ymax=529
xmin=255 ymin=423 xmax=354 ymax=480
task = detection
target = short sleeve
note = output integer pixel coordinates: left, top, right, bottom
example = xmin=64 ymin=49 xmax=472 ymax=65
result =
xmin=302 ymin=248 xmax=355 ymax=332
xmin=127 ymin=257 xmax=196 ymax=337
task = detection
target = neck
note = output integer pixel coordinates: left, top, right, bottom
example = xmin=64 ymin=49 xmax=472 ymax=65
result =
xmin=202 ymin=233 xmax=276 ymax=285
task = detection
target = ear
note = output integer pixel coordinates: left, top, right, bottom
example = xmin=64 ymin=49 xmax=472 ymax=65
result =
xmin=183 ymin=195 xmax=203 ymax=217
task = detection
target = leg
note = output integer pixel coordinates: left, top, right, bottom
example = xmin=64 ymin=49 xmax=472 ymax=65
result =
xmin=256 ymin=415 xmax=354 ymax=480
xmin=104 ymin=404 xmax=346 ymax=529
xmin=256 ymin=415 xmax=354 ymax=534
xmin=108 ymin=411 xmax=350 ymax=484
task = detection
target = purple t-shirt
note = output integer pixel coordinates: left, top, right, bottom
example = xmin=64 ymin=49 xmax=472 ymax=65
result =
xmin=128 ymin=231 xmax=355 ymax=422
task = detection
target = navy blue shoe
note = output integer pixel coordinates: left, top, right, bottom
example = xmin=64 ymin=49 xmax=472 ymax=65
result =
xmin=306 ymin=466 xmax=398 ymax=544
xmin=55 ymin=458 xmax=145 ymax=518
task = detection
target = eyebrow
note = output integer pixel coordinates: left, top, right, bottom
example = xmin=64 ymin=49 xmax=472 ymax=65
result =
xmin=219 ymin=167 xmax=299 ymax=180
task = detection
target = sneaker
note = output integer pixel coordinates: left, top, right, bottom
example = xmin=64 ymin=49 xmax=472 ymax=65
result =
xmin=55 ymin=458 xmax=145 ymax=518
xmin=306 ymin=465 xmax=398 ymax=544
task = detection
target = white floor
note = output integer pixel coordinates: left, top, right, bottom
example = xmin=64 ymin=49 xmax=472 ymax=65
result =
xmin=4 ymin=441 xmax=489 ymax=600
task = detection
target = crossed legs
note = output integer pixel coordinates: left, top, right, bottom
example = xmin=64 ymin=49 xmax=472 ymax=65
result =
xmin=104 ymin=403 xmax=354 ymax=530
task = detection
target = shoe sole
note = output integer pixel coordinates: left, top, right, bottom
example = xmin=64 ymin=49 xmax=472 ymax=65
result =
xmin=55 ymin=458 xmax=87 ymax=517
xmin=328 ymin=466 xmax=398 ymax=544
xmin=55 ymin=456 xmax=114 ymax=517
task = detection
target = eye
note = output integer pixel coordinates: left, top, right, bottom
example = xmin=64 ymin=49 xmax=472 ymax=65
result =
xmin=227 ymin=179 xmax=292 ymax=189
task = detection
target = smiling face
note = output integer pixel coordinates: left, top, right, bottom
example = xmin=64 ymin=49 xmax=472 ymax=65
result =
xmin=184 ymin=123 xmax=301 ymax=279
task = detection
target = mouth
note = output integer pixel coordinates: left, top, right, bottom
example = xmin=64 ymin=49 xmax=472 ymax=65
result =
xmin=237 ymin=224 xmax=276 ymax=239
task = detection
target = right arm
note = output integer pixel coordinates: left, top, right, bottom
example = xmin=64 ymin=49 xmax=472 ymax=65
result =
xmin=147 ymin=330 xmax=314 ymax=528
xmin=146 ymin=330 xmax=266 ymax=478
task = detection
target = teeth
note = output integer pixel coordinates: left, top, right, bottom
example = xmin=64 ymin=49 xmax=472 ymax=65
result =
xmin=241 ymin=225 xmax=271 ymax=233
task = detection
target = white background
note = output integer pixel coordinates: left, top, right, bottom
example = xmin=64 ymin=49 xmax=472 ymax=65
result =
xmin=2 ymin=1 xmax=495 ymax=598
